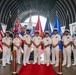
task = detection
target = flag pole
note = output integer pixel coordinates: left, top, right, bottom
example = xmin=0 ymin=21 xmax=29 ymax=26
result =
xmin=9 ymin=11 xmax=12 ymax=18
xmin=56 ymin=10 xmax=58 ymax=17
xmin=47 ymin=11 xmax=49 ymax=17
xmin=58 ymin=51 xmax=63 ymax=75
xmin=12 ymin=50 xmax=17 ymax=75
xmin=12 ymin=10 xmax=20 ymax=75
xmin=56 ymin=10 xmax=63 ymax=75
xmin=17 ymin=10 xmax=20 ymax=19
xmin=9 ymin=11 xmax=13 ymax=31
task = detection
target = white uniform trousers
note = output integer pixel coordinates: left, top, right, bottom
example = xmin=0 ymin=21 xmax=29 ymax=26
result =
xmin=52 ymin=46 xmax=59 ymax=64
xmin=34 ymin=47 xmax=41 ymax=64
xmin=63 ymin=47 xmax=71 ymax=65
xmin=2 ymin=47 xmax=11 ymax=66
xmin=44 ymin=47 xmax=50 ymax=64
xmin=23 ymin=46 xmax=31 ymax=64
xmin=73 ymin=48 xmax=76 ymax=64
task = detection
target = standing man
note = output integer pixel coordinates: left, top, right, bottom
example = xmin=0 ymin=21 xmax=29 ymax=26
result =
xmin=2 ymin=31 xmax=12 ymax=67
xmin=32 ymin=30 xmax=42 ymax=65
xmin=51 ymin=28 xmax=61 ymax=67
xmin=62 ymin=29 xmax=72 ymax=67
xmin=23 ymin=29 xmax=32 ymax=66
xmin=43 ymin=31 xmax=52 ymax=66
xmin=72 ymin=30 xmax=76 ymax=66
xmin=13 ymin=32 xmax=22 ymax=64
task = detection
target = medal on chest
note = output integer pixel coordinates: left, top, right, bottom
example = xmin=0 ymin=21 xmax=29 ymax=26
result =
xmin=55 ymin=36 xmax=58 ymax=38
xmin=47 ymin=39 xmax=49 ymax=41
xmin=67 ymin=37 xmax=69 ymax=39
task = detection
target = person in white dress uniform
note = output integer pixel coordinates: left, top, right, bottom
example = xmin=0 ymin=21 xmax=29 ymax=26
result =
xmin=23 ymin=29 xmax=32 ymax=66
xmin=2 ymin=31 xmax=12 ymax=67
xmin=43 ymin=31 xmax=52 ymax=66
xmin=32 ymin=30 xmax=42 ymax=65
xmin=51 ymin=28 xmax=61 ymax=67
xmin=72 ymin=30 xmax=76 ymax=66
xmin=62 ymin=29 xmax=72 ymax=68
xmin=13 ymin=32 xmax=22 ymax=64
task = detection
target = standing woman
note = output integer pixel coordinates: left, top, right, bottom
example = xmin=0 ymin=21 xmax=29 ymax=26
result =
xmin=13 ymin=32 xmax=22 ymax=64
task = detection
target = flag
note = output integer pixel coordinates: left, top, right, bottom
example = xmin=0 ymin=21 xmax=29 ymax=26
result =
xmin=65 ymin=12 xmax=70 ymax=30
xmin=14 ymin=18 xmax=24 ymax=54
xmin=44 ymin=17 xmax=51 ymax=35
xmin=35 ymin=16 xmax=44 ymax=54
xmin=54 ymin=16 xmax=63 ymax=51
xmin=54 ymin=16 xmax=61 ymax=34
xmin=6 ymin=14 xmax=13 ymax=31
xmin=35 ymin=16 xmax=44 ymax=38
xmin=26 ymin=15 xmax=34 ymax=38
xmin=0 ymin=23 xmax=4 ymax=52
xmin=44 ymin=17 xmax=52 ymax=52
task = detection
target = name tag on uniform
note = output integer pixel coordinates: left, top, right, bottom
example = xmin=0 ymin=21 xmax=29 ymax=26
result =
xmin=67 ymin=37 xmax=69 ymax=39
xmin=56 ymin=36 xmax=58 ymax=38
xmin=47 ymin=39 xmax=49 ymax=41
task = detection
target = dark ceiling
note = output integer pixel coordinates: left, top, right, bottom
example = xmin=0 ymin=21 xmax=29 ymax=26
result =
xmin=0 ymin=0 xmax=76 ymax=26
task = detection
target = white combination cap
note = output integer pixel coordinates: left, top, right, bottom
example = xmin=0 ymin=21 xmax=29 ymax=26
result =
xmin=44 ymin=31 xmax=49 ymax=34
xmin=34 ymin=30 xmax=39 ymax=33
xmin=64 ymin=29 xmax=70 ymax=32
xmin=53 ymin=28 xmax=58 ymax=31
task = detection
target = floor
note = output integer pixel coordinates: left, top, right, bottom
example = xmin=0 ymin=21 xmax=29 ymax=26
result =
xmin=0 ymin=61 xmax=76 ymax=75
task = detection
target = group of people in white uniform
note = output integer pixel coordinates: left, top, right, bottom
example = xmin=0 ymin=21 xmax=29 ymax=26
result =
xmin=1 ymin=28 xmax=76 ymax=68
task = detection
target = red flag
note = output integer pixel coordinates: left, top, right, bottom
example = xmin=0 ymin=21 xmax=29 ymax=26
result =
xmin=35 ymin=16 xmax=44 ymax=38
xmin=0 ymin=23 xmax=4 ymax=52
xmin=14 ymin=19 xmax=24 ymax=34
xmin=35 ymin=16 xmax=44 ymax=53
xmin=14 ymin=19 xmax=24 ymax=54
